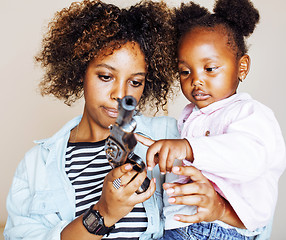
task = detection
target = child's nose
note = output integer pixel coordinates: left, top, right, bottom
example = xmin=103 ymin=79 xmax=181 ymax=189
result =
xmin=192 ymin=74 xmax=204 ymax=86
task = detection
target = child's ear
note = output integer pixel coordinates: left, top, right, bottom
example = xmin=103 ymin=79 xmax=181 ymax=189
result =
xmin=238 ymin=55 xmax=250 ymax=82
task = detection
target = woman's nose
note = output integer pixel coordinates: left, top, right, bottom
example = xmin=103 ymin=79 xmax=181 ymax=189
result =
xmin=110 ymin=81 xmax=127 ymax=100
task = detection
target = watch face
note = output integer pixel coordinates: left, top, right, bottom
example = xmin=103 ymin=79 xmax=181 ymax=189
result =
xmin=84 ymin=213 xmax=102 ymax=232
xmin=83 ymin=206 xmax=114 ymax=236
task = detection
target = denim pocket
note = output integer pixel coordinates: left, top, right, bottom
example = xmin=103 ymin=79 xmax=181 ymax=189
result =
xmin=29 ymin=190 xmax=63 ymax=228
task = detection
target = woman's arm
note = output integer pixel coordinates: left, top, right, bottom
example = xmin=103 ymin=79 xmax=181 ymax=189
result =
xmin=163 ymin=165 xmax=245 ymax=228
xmin=5 ymin=161 xmax=155 ymax=240
xmin=61 ymin=163 xmax=156 ymax=239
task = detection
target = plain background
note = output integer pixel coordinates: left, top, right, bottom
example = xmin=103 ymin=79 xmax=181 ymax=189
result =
xmin=0 ymin=0 xmax=285 ymax=239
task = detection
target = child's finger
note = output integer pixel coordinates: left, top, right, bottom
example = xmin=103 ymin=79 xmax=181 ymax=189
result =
xmin=166 ymin=151 xmax=176 ymax=173
xmin=146 ymin=142 xmax=163 ymax=171
xmin=134 ymin=133 xmax=157 ymax=170
xmin=156 ymin=144 xmax=169 ymax=174
xmin=134 ymin=133 xmax=155 ymax=147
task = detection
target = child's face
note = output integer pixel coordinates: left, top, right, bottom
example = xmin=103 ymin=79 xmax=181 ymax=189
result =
xmin=178 ymin=27 xmax=240 ymax=109
xmin=83 ymin=41 xmax=146 ymax=133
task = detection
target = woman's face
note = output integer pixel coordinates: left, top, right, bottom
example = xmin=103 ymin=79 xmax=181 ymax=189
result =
xmin=178 ymin=27 xmax=240 ymax=109
xmin=83 ymin=41 xmax=146 ymax=139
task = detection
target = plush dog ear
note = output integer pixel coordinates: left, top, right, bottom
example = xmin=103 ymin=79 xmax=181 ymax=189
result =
xmin=238 ymin=54 xmax=250 ymax=82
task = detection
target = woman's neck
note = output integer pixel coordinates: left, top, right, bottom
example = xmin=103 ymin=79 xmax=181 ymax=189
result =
xmin=70 ymin=111 xmax=110 ymax=143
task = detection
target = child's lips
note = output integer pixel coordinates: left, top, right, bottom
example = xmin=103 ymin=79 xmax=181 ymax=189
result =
xmin=192 ymin=90 xmax=210 ymax=101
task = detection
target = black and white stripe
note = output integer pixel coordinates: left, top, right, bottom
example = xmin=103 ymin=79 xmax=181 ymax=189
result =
xmin=65 ymin=140 xmax=148 ymax=239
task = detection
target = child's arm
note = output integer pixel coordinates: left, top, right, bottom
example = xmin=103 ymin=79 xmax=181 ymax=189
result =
xmin=135 ymin=133 xmax=246 ymax=228
xmin=135 ymin=133 xmax=193 ymax=174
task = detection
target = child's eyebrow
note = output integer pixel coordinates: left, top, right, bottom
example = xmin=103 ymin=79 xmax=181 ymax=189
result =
xmin=178 ymin=60 xmax=191 ymax=68
xmin=178 ymin=60 xmax=187 ymax=64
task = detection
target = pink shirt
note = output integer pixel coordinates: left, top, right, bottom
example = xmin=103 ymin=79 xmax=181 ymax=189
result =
xmin=178 ymin=92 xmax=286 ymax=230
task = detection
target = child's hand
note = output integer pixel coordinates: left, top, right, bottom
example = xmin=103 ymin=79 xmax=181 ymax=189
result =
xmin=135 ymin=133 xmax=193 ymax=174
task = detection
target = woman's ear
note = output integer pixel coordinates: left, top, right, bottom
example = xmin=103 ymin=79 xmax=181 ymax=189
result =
xmin=238 ymin=55 xmax=250 ymax=82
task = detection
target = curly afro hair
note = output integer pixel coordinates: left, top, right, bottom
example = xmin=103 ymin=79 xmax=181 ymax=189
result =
xmin=173 ymin=0 xmax=260 ymax=59
xmin=36 ymin=0 xmax=177 ymax=110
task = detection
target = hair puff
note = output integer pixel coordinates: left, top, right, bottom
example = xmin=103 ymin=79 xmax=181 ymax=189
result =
xmin=173 ymin=2 xmax=209 ymax=41
xmin=174 ymin=0 xmax=260 ymax=59
xmin=214 ymin=0 xmax=260 ymax=37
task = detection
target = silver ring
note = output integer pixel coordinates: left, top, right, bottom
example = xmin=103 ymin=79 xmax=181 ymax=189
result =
xmin=112 ymin=178 xmax=122 ymax=189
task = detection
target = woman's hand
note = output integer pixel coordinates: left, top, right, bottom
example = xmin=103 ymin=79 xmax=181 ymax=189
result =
xmin=164 ymin=166 xmax=245 ymax=228
xmin=95 ymin=163 xmax=156 ymax=227
xmin=61 ymin=164 xmax=156 ymax=240
xmin=61 ymin=163 xmax=155 ymax=240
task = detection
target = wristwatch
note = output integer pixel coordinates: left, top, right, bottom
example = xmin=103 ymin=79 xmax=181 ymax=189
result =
xmin=82 ymin=204 xmax=115 ymax=236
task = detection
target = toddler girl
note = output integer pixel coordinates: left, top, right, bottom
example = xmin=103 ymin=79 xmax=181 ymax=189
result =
xmin=137 ymin=0 xmax=286 ymax=239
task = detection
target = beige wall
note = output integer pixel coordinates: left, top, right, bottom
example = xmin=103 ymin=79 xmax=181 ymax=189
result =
xmin=1 ymin=0 xmax=285 ymax=239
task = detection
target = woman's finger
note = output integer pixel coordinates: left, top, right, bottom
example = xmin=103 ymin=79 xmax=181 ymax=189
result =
xmin=165 ymin=182 xmax=207 ymax=197
xmin=125 ymin=170 xmax=150 ymax=192
xmin=107 ymin=163 xmax=133 ymax=182
xmin=132 ymin=178 xmax=156 ymax=203
xmin=167 ymin=194 xmax=206 ymax=206
xmin=172 ymin=165 xmax=209 ymax=183
xmin=173 ymin=210 xmax=207 ymax=224
xmin=124 ymin=171 xmax=144 ymax=192
xmin=162 ymin=182 xmax=177 ymax=190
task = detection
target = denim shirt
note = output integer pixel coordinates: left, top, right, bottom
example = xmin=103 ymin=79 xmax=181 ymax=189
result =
xmin=4 ymin=114 xmax=179 ymax=240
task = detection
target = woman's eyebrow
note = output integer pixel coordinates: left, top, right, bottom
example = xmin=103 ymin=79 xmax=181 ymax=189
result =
xmin=131 ymin=72 xmax=146 ymax=77
xmin=95 ymin=63 xmax=116 ymax=71
xmin=95 ymin=63 xmax=146 ymax=77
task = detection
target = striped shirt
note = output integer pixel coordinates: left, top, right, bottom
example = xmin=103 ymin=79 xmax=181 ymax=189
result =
xmin=65 ymin=140 xmax=148 ymax=239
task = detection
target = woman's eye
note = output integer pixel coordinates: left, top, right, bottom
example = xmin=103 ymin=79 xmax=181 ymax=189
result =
xmin=98 ymin=74 xmax=112 ymax=81
xmin=130 ymin=80 xmax=143 ymax=87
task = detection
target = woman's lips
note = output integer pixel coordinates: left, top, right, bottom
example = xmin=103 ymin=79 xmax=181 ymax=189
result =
xmin=102 ymin=106 xmax=119 ymax=118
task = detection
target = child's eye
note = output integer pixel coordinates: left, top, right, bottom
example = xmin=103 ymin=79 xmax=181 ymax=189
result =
xmin=179 ymin=70 xmax=191 ymax=76
xmin=205 ymin=67 xmax=218 ymax=72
